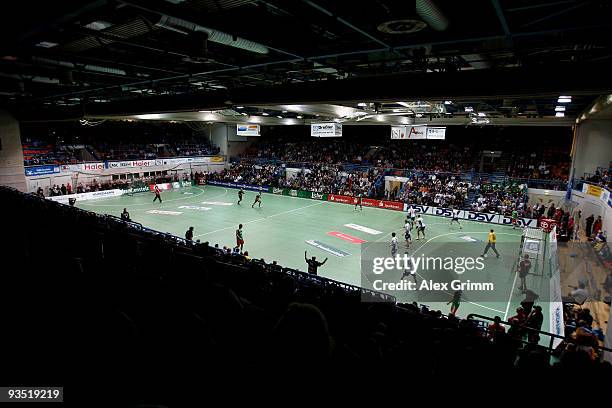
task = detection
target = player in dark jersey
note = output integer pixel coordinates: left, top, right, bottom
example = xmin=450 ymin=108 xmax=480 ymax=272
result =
xmin=447 ymin=291 xmax=462 ymax=316
xmin=121 ymin=208 xmax=130 ymax=221
xmin=305 ymin=251 xmax=327 ymax=275
xmin=236 ymin=224 xmax=244 ymax=252
xmin=153 ymin=185 xmax=162 ymax=203
xmin=354 ymin=193 xmax=363 ymax=211
xmin=252 ymin=192 xmax=261 ymax=208
xmin=518 ymin=254 xmax=532 ymax=293
xmin=185 ymin=226 xmax=194 ymax=242
xmin=237 ymin=188 xmax=244 ymax=205
xmin=449 ymin=207 xmax=462 ymax=229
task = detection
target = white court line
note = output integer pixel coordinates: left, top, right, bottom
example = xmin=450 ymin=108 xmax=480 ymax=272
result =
xmin=193 ymin=200 xmax=325 ymax=238
xmin=80 ymin=186 xmax=209 ymax=207
xmin=504 ymin=270 xmax=519 ymax=321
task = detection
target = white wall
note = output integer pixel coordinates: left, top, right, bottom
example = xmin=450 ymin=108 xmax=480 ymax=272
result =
xmin=0 ymin=110 xmax=26 ymax=191
xmin=572 ymin=120 xmax=612 ymax=179
xmin=210 ymin=124 xmax=229 ymax=156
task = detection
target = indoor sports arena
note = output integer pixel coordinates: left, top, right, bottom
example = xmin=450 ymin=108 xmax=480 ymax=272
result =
xmin=1 ymin=0 xmax=612 ymax=400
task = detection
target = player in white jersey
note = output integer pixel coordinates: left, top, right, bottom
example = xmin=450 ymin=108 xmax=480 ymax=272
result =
xmin=415 ymin=215 xmax=426 ymax=240
xmin=390 ymin=232 xmax=398 ymax=257
xmin=449 ymin=207 xmax=462 ymax=229
xmin=407 ymin=206 xmax=416 ymax=222
xmin=404 ymin=221 xmax=412 ymax=248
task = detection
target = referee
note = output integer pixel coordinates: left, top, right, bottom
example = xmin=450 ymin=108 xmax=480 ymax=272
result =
xmin=481 ymin=229 xmax=500 ymax=258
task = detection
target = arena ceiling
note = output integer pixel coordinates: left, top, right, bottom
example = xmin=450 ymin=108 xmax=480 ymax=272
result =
xmin=2 ymin=0 xmax=612 ymax=124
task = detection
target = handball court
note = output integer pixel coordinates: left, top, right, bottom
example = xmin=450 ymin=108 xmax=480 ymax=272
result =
xmin=77 ymin=185 xmax=550 ymax=329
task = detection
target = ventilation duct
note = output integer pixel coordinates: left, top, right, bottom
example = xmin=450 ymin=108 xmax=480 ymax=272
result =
xmin=155 ymin=15 xmax=269 ymax=54
xmin=416 ymin=0 xmax=448 ymax=31
xmin=31 ymin=56 xmax=127 ymax=76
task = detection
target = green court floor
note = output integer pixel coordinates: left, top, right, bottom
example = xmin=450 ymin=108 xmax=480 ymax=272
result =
xmin=77 ymin=185 xmax=549 ymax=326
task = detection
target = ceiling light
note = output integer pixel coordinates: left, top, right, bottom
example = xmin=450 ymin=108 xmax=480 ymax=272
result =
xmin=464 ymin=106 xmax=474 ymax=112
xmin=555 ymin=106 xmax=565 ymax=112
xmin=241 ymin=112 xmax=247 ymax=116
xmin=357 ymin=102 xmax=367 ymax=107
xmin=444 ymin=100 xmax=452 ymax=105
xmin=262 ymin=112 xmax=269 ymax=116
xmin=555 ymin=112 xmax=565 ymax=117
xmin=557 ymin=96 xmax=572 ymax=103
xmin=477 ymin=112 xmax=486 ymax=117
xmin=282 ymin=110 xmax=288 ymax=113
xmin=84 ymin=20 xmax=113 ymax=31
xmin=235 ymin=106 xmax=244 ymax=109
xmin=277 ymin=115 xmax=283 ymax=119
xmin=297 ymin=115 xmax=303 ymax=119
xmin=35 ymin=41 xmax=58 ymax=48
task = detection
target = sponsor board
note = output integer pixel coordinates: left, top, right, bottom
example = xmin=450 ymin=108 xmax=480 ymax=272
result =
xmin=122 ymin=186 xmax=149 ymax=194
xmin=146 ymin=210 xmax=183 ymax=215
xmin=172 ymin=182 xmax=180 ymax=189
xmin=328 ymin=194 xmax=403 ymax=211
xmin=404 ymin=204 xmax=536 ymax=227
xmin=289 ymin=189 xmax=298 ymax=197
xmin=310 ymin=192 xmax=327 ymax=200
xmin=200 ymin=201 xmax=233 ymax=206
xmin=311 ymin=123 xmax=342 ymax=137
xmin=499 ymin=216 xmax=538 ymax=228
xmin=465 ymin=211 xmax=501 ymax=224
xmin=25 ymin=165 xmax=60 ymax=176
xmin=150 ymin=183 xmax=173 ymax=191
xmin=177 ymin=206 xmax=211 ymax=211
xmin=305 ymin=240 xmax=351 ymax=257
xmin=344 ymin=224 xmax=383 ymax=235
xmin=82 ymin=162 xmax=105 ymax=171
xmin=237 ymin=124 xmax=260 ymax=136
xmin=207 ymin=180 xmax=269 ymax=192
xmin=48 ymin=189 xmax=123 ymax=204
xmin=583 ymin=183 xmax=603 ymax=198
xmin=272 ymin=188 xmax=284 ymax=195
xmin=327 ymin=231 xmax=367 ymax=244
xmin=328 ymin=194 xmax=356 ymax=205
xmin=391 ymin=125 xmax=446 ymax=140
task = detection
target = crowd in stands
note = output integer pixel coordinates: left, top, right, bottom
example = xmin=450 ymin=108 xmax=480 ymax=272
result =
xmin=4 ymin=185 xmax=610 ymax=373
xmin=584 ymin=167 xmax=612 ymax=189
xmin=22 ymin=138 xmax=82 ymax=166
xmin=210 ymin=162 xmax=531 ymax=215
xmin=470 ymin=182 xmax=528 ymax=216
xmin=21 ymin=121 xmax=220 ymax=166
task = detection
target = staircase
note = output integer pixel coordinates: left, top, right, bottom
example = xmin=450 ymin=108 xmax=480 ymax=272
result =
xmin=464 ymin=190 xmax=477 ymax=208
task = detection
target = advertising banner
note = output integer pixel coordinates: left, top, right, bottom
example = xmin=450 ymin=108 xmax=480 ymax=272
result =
xmin=24 ymin=165 xmax=60 ymax=177
xmin=390 ymin=125 xmax=446 ymax=140
xmin=426 ymin=126 xmax=446 ymax=140
xmin=207 ymin=180 xmax=269 ymax=192
xmin=328 ymin=194 xmax=356 ymax=205
xmin=311 ymin=123 xmax=342 ymax=137
xmin=309 ymin=191 xmax=328 ymax=200
xmin=47 ymin=189 xmax=123 ymax=204
xmin=237 ymin=124 xmax=260 ymax=136
xmin=582 ymin=183 xmax=603 ymax=198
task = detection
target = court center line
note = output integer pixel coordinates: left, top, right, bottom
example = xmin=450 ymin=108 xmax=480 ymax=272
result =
xmin=193 ymin=200 xmax=325 ymax=238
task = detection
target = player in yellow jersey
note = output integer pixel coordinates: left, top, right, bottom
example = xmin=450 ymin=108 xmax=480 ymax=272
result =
xmin=481 ymin=229 xmax=500 ymax=258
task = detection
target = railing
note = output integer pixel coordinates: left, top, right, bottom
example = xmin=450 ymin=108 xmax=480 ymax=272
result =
xmin=467 ymin=313 xmax=612 ymax=357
